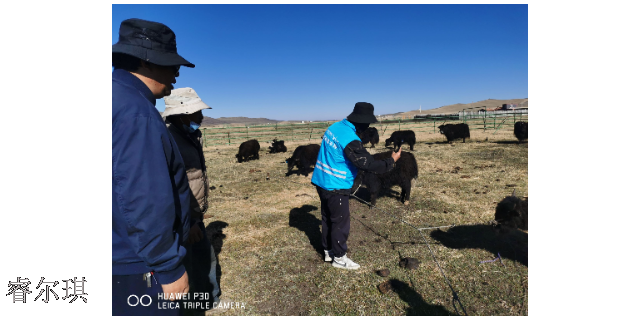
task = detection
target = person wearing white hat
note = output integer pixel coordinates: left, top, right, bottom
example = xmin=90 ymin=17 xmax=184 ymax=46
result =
xmin=163 ymin=88 xmax=221 ymax=314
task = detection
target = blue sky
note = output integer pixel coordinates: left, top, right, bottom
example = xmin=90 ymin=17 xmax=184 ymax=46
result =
xmin=112 ymin=4 xmax=527 ymax=121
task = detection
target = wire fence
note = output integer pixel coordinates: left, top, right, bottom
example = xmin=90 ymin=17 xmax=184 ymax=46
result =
xmin=201 ymin=121 xmax=332 ymax=147
xmin=201 ymin=111 xmax=528 ymax=147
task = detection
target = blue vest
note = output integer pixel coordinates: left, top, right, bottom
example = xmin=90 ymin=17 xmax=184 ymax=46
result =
xmin=311 ymin=119 xmax=361 ymax=191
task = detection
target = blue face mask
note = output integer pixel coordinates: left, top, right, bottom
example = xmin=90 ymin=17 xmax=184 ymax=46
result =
xmin=183 ymin=121 xmax=200 ymax=133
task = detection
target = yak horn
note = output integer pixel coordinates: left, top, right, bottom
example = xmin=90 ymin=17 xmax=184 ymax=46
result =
xmin=511 ymin=188 xmax=516 ymax=197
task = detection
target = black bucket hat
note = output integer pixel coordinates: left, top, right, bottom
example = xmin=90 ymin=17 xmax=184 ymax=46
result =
xmin=112 ymin=18 xmax=195 ymax=68
xmin=347 ymin=102 xmax=378 ymax=124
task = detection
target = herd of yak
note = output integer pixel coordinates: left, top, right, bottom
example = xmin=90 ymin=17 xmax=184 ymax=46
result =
xmin=232 ymin=121 xmax=528 ymax=234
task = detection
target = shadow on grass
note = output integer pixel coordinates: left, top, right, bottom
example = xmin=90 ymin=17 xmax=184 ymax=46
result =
xmin=384 ymin=279 xmax=454 ymax=316
xmin=430 ymin=224 xmax=528 ymax=266
xmin=288 ymin=205 xmax=324 ymax=258
xmin=434 ymin=140 xmax=477 ymax=145
xmin=206 ymin=221 xmax=229 ymax=254
xmin=237 ymin=156 xmax=260 ymax=163
xmin=205 ymin=220 xmax=228 ymax=297
xmin=494 ymin=140 xmax=526 ymax=145
xmin=284 ymin=167 xmax=314 ymax=177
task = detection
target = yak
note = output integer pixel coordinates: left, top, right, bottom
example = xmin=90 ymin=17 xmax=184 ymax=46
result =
xmin=384 ymin=130 xmax=416 ymax=151
xmin=286 ymin=144 xmax=320 ymax=176
xmin=358 ymin=127 xmax=380 ymax=148
xmin=236 ymin=139 xmax=260 ymax=163
xmin=438 ymin=123 xmax=470 ymax=143
xmin=494 ymin=190 xmax=528 ymax=234
xmin=514 ymin=121 xmax=528 ymax=143
xmin=268 ymin=139 xmax=288 ymax=153
xmin=351 ymin=151 xmax=418 ymax=206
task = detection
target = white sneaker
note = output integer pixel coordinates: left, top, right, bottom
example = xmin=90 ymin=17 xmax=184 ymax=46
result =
xmin=324 ymin=249 xmax=334 ymax=262
xmin=332 ymin=255 xmax=360 ymax=270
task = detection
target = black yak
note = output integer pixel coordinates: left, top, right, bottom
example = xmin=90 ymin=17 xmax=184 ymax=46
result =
xmin=494 ymin=190 xmax=528 ymax=234
xmin=236 ymin=139 xmax=260 ymax=163
xmin=358 ymin=127 xmax=380 ymax=148
xmin=514 ymin=121 xmax=528 ymax=143
xmin=438 ymin=123 xmax=470 ymax=143
xmin=384 ymin=130 xmax=416 ymax=151
xmin=351 ymin=151 xmax=418 ymax=205
xmin=268 ymin=139 xmax=288 ymax=153
xmin=286 ymin=144 xmax=320 ymax=176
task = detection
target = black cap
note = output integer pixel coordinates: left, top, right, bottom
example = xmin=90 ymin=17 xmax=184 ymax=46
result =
xmin=347 ymin=102 xmax=378 ymax=124
xmin=112 ymin=18 xmax=195 ymax=68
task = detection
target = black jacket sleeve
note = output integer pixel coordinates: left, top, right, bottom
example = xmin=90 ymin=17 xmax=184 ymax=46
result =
xmin=344 ymin=140 xmax=395 ymax=174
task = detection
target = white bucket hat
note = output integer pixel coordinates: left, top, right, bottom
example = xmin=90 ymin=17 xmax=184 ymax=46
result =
xmin=162 ymin=87 xmax=211 ymax=118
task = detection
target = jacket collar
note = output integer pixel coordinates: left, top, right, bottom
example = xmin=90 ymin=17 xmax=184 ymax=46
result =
xmin=168 ymin=122 xmax=201 ymax=145
xmin=341 ymin=118 xmax=355 ymax=131
xmin=112 ymin=68 xmax=156 ymax=106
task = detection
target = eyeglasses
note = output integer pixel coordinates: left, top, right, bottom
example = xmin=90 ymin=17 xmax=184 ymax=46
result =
xmin=171 ymin=65 xmax=180 ymax=76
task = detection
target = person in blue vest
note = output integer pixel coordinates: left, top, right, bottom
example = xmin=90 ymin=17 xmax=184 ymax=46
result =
xmin=311 ymin=102 xmax=402 ymax=270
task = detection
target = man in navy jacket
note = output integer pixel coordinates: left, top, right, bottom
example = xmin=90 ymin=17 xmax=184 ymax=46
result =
xmin=112 ymin=18 xmax=195 ymax=316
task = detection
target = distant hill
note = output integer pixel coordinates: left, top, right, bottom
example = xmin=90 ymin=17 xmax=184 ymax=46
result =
xmin=201 ymin=116 xmax=334 ymax=127
xmin=201 ymin=98 xmax=528 ymax=126
xmin=380 ymin=98 xmax=528 ymax=120
xmin=201 ymin=116 xmax=280 ymax=127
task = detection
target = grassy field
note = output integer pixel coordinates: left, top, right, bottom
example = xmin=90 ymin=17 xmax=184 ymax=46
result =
xmin=202 ymin=128 xmax=528 ymax=316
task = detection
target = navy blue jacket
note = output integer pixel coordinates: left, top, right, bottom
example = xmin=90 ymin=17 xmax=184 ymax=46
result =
xmin=112 ymin=69 xmax=191 ymax=285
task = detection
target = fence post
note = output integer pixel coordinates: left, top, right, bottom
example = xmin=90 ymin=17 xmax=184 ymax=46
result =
xmin=309 ymin=123 xmax=313 ymax=141
xmin=227 ymin=132 xmax=231 ymax=145
xmin=483 ymin=112 xmax=486 ymax=132
xmin=246 ymin=126 xmax=249 ymax=139
xmin=202 ymin=128 xmax=207 ymax=148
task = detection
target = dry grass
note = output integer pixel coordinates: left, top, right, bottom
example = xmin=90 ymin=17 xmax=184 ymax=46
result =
xmin=202 ymin=128 xmax=527 ymax=316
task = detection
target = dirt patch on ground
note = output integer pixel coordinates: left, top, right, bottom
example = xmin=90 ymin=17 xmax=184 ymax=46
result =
xmin=254 ymin=276 xmax=321 ymax=316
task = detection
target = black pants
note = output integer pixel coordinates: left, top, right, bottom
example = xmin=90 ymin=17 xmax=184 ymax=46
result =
xmin=317 ymin=186 xmax=351 ymax=258
xmin=181 ymin=222 xmax=218 ymax=315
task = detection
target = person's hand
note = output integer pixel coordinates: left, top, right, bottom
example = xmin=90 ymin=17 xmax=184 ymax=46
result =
xmin=186 ymin=224 xmax=203 ymax=244
xmin=392 ymin=147 xmax=402 ymax=162
xmin=161 ymin=271 xmax=189 ymax=300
